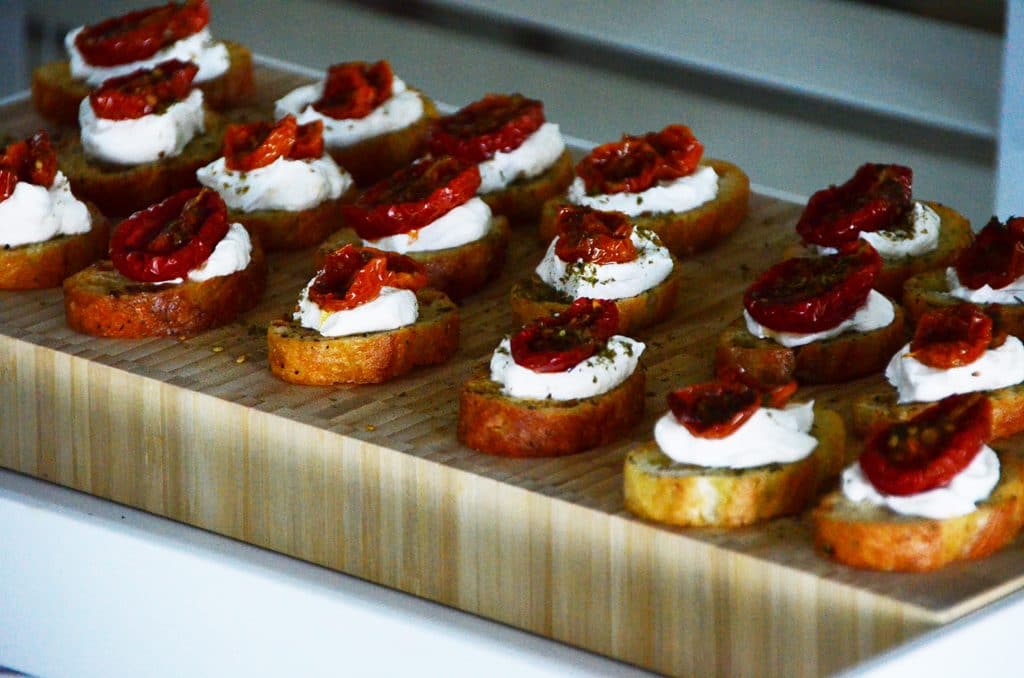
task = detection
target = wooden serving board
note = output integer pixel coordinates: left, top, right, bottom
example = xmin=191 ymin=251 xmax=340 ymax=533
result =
xmin=3 ymin=60 xmax=1024 ymax=677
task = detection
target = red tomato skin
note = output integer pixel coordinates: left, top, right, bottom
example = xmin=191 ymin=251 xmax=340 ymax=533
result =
xmin=667 ymin=381 xmax=761 ymax=439
xmin=429 ymin=93 xmax=545 ymax=163
xmin=510 ymin=298 xmax=620 ymax=373
xmin=75 ymin=0 xmax=210 ymax=68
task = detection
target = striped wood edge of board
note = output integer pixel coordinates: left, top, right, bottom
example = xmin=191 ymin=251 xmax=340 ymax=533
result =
xmin=2 ymin=60 xmax=1023 ymax=676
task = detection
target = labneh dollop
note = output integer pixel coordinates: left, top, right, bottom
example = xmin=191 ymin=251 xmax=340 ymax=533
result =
xmin=744 ymin=289 xmax=895 ymax=348
xmin=275 ymin=77 xmax=424 ymax=148
xmin=885 ymin=336 xmax=1024 ymax=404
xmin=812 ymin=202 xmax=941 ymax=259
xmin=154 ymin=222 xmax=253 ymax=284
xmin=535 ymin=226 xmax=672 ymax=300
xmin=79 ymin=89 xmax=206 ymax=165
xmin=653 ymin=401 xmax=818 ymax=469
xmin=362 ymin=197 xmax=493 ymax=254
xmin=489 ymin=335 xmax=644 ymax=401
xmin=477 ymin=122 xmax=565 ymax=194
xmin=0 ymin=171 xmax=91 ymax=247
xmin=197 ymin=154 xmax=351 ymax=212
xmin=294 ymin=283 xmax=418 ymax=337
xmin=567 ymin=165 xmax=718 ymax=217
xmin=66 ymin=26 xmax=229 ymax=86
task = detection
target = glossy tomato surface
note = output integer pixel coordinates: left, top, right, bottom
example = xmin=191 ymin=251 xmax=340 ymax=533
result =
xmin=75 ymin=0 xmax=209 ymax=67
xmin=909 ymin=304 xmax=993 ymax=369
xmin=553 ymin=205 xmax=637 ymax=264
xmin=312 ymin=61 xmax=393 ymax=120
xmin=667 ymin=381 xmax=761 ymax=439
xmin=308 ymin=244 xmax=427 ymax=311
xmin=429 ymin=93 xmax=544 ymax=163
xmin=222 ymin=115 xmax=324 ymax=171
xmin=576 ymin=124 xmax=703 ymax=195
xmin=954 ymin=216 xmax=1024 ymax=291
xmin=89 ymin=59 xmax=198 ymax=120
xmin=510 ymin=298 xmax=619 ymax=373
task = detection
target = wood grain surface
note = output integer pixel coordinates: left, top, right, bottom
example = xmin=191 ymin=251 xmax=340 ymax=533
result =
xmin=2 ymin=60 xmax=1023 ymax=676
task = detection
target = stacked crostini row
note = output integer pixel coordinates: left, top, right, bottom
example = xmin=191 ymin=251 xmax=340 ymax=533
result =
xmin=5 ymin=0 xmax=1023 ymax=578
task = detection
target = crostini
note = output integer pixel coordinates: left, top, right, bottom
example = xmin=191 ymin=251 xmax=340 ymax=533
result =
xmin=716 ymin=243 xmax=905 ymax=385
xmin=510 ymin=205 xmax=678 ymax=334
xmin=56 ymin=59 xmax=225 ymax=217
xmin=459 ymin=298 xmax=645 ymax=457
xmin=275 ymin=60 xmax=438 ymax=186
xmin=538 ymin=124 xmax=749 ymax=256
xmin=624 ymin=381 xmax=845 ymax=527
xmin=63 ymin=187 xmax=265 ymax=337
xmin=814 ymin=393 xmax=1024 ymax=572
xmin=267 ymin=244 xmax=459 ymax=385
xmin=428 ymin=93 xmax=573 ymax=224
xmin=0 ymin=130 xmax=109 ymax=289
xmin=321 ymin=156 xmax=509 ymax=301
xmin=197 ymin=114 xmax=356 ymax=251
xmin=32 ymin=0 xmax=253 ymax=126
xmin=787 ymin=163 xmax=973 ymax=298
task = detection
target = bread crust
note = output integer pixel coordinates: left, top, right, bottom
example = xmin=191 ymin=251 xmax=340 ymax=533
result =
xmin=56 ymin=111 xmax=225 ymax=217
xmin=229 ymin=184 xmax=357 ymax=252
xmin=458 ymin=365 xmax=646 ymax=457
xmin=538 ymin=158 xmax=750 ymax=256
xmin=31 ymin=41 xmax=255 ymax=126
xmin=852 ymin=382 xmax=1024 ymax=440
xmin=623 ymin=407 xmax=846 ymax=527
xmin=715 ymin=303 xmax=907 ymax=385
xmin=325 ymin=96 xmax=438 ymax=187
xmin=783 ymin=201 xmax=973 ymax=299
xmin=267 ymin=288 xmax=459 ymax=385
xmin=812 ymin=451 xmax=1024 ymax=572
xmin=317 ymin=217 xmax=510 ymax=301
xmin=509 ymin=269 xmax=679 ymax=335
xmin=62 ymin=239 xmax=266 ymax=337
xmin=481 ymin=149 xmax=575 ymax=225
xmin=903 ymin=269 xmax=1024 ymax=338
xmin=0 ymin=204 xmax=110 ymax=289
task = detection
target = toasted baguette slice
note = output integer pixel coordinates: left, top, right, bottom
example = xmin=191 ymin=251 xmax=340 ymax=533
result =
xmin=903 ymin=269 xmax=1024 ymax=338
xmin=715 ymin=304 xmax=907 ymax=385
xmin=624 ymin=407 xmax=845 ymax=527
xmin=325 ymin=96 xmax=438 ymax=187
xmin=56 ymin=112 xmax=225 ymax=217
xmin=852 ymin=382 xmax=1024 ymax=440
xmin=63 ymin=239 xmax=266 ymax=337
xmin=783 ymin=201 xmax=973 ymax=299
xmin=31 ymin=41 xmax=255 ymax=126
xmin=538 ymin=158 xmax=750 ymax=256
xmin=229 ymin=184 xmax=357 ymax=252
xmin=509 ymin=269 xmax=679 ymax=335
xmin=481 ymin=149 xmax=574 ymax=225
xmin=267 ymin=288 xmax=459 ymax=385
xmin=458 ymin=366 xmax=645 ymax=457
xmin=0 ymin=205 xmax=109 ymax=289
xmin=318 ymin=217 xmax=510 ymax=301
xmin=813 ymin=451 xmax=1024 ymax=572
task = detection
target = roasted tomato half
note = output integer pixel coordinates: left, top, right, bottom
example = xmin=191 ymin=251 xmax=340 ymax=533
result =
xmin=909 ymin=304 xmax=996 ymax=369
xmin=222 ymin=115 xmax=324 ymax=171
xmin=715 ymin=363 xmax=798 ymax=409
xmin=308 ymin=244 xmax=427 ymax=312
xmin=341 ymin=156 xmax=481 ymax=240
xmin=75 ymin=0 xmax=210 ymax=67
xmin=89 ymin=59 xmax=198 ymax=121
xmin=743 ymin=243 xmax=882 ymax=334
xmin=796 ymin=163 xmax=913 ymax=248
xmin=954 ymin=216 xmax=1024 ymax=291
xmin=576 ymin=124 xmax=703 ymax=195
xmin=859 ymin=393 xmax=992 ymax=496
xmin=429 ymin=93 xmax=545 ymax=163
xmin=312 ymin=61 xmax=394 ymax=120
xmin=668 ymin=381 xmax=761 ymax=439
xmin=0 ymin=130 xmax=57 ymax=201
xmin=553 ymin=205 xmax=637 ymax=264
xmin=110 ymin=187 xmax=229 ymax=283
xmin=510 ymin=298 xmax=619 ymax=373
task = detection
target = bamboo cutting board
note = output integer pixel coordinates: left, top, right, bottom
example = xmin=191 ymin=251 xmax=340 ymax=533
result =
xmin=3 ymin=59 xmax=1024 ymax=676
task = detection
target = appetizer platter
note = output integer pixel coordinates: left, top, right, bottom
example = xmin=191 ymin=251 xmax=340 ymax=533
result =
xmin=5 ymin=54 xmax=1024 ymax=677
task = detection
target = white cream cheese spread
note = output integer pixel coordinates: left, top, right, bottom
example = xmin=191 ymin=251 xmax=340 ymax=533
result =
xmin=566 ymin=165 xmax=718 ymax=217
xmin=79 ymin=88 xmax=205 ymax=165
xmin=477 ymin=122 xmax=565 ymax=194
xmin=155 ymin=222 xmax=252 ymax=284
xmin=489 ymin=335 xmax=644 ymax=400
xmin=653 ymin=400 xmax=817 ymax=469
xmin=812 ymin=202 xmax=941 ymax=259
xmin=275 ymin=77 xmax=424 ymax=148
xmin=362 ymin=197 xmax=492 ymax=254
xmin=885 ymin=336 xmax=1024 ymax=404
xmin=947 ymin=267 xmax=1024 ymax=305
xmin=294 ymin=282 xmax=418 ymax=337
xmin=535 ymin=227 xmax=672 ymax=300
xmin=842 ymin=445 xmax=1000 ymax=519
xmin=66 ymin=27 xmax=230 ymax=86
xmin=197 ymin=154 xmax=351 ymax=212
xmin=0 ymin=171 xmax=92 ymax=247
xmin=744 ymin=289 xmax=895 ymax=348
